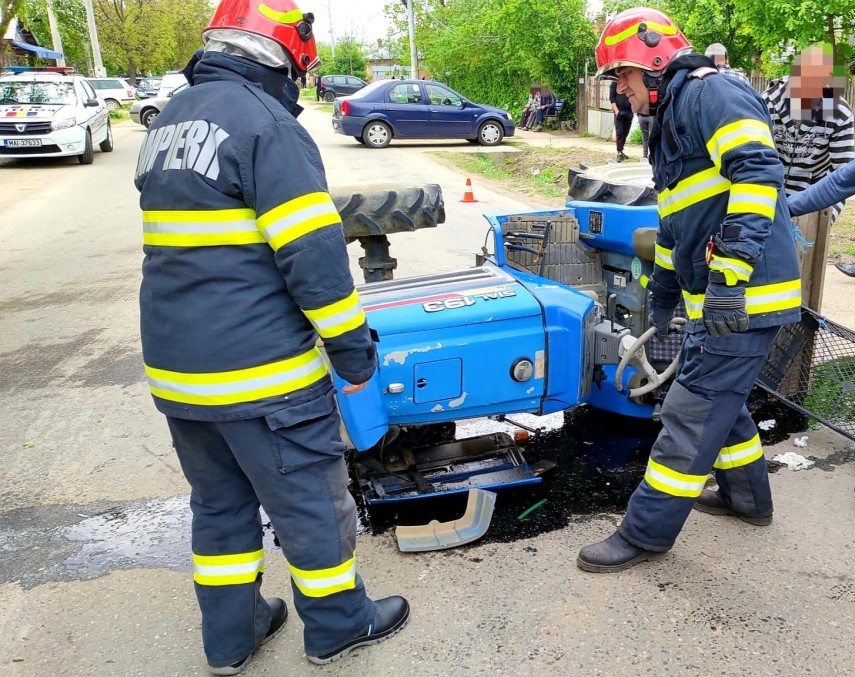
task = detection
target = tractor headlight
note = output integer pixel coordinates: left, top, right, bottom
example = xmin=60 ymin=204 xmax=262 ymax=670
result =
xmin=51 ymin=117 xmax=77 ymax=131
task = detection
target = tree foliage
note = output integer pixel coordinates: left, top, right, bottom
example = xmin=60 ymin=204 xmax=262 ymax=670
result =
xmin=316 ymin=37 xmax=367 ymax=77
xmin=602 ymin=0 xmax=855 ymax=74
xmin=93 ymin=0 xmax=212 ymax=80
xmin=19 ymin=0 xmax=89 ymax=71
xmin=385 ymin=0 xmax=595 ymax=119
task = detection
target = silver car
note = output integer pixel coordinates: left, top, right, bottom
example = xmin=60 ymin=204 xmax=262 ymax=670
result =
xmin=129 ymin=83 xmax=188 ymax=128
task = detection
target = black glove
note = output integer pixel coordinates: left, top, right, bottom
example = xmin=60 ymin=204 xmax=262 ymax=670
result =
xmin=703 ymin=271 xmax=749 ymax=337
xmin=648 ymin=295 xmax=677 ymax=339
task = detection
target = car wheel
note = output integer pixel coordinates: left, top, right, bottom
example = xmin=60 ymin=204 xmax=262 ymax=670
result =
xmin=362 ymin=121 xmax=392 ymax=149
xmin=323 ymin=91 xmax=336 ymax=102
xmin=478 ymin=120 xmax=505 ymax=146
xmin=354 ymin=136 xmax=366 ymax=145
xmin=141 ymin=108 xmax=159 ymax=128
xmin=99 ymin=119 xmax=114 ymax=152
xmin=78 ymin=129 xmax=94 ymax=165
xmin=105 ymin=99 xmax=120 ymax=111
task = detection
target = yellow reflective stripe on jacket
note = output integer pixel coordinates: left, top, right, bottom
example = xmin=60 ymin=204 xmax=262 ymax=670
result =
xmin=288 ymin=556 xmax=357 ymax=598
xmin=193 ymin=549 xmax=264 ymax=586
xmin=302 ymin=289 xmax=366 ymax=339
xmin=727 ymin=183 xmax=777 ymax=220
xmin=744 ymin=279 xmax=802 ymax=314
xmin=706 ymin=119 xmax=775 ymax=168
xmin=603 ymin=21 xmax=677 ymax=46
xmin=257 ymin=192 xmax=341 ymax=251
xmin=682 ymin=278 xmax=801 ymax=319
xmin=654 ymin=243 xmax=674 ymax=270
xmin=709 ymin=254 xmax=753 ymax=285
xmin=143 ymin=209 xmax=265 ymax=247
xmin=644 ymin=458 xmax=707 ymax=498
xmin=658 ymin=167 xmax=730 ymax=218
xmin=714 ymin=433 xmax=763 ymax=470
xmin=145 ymin=348 xmax=329 ymax=406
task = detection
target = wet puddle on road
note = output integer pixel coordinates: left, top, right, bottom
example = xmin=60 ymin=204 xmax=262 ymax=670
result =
xmin=0 ymin=390 xmax=808 ymax=587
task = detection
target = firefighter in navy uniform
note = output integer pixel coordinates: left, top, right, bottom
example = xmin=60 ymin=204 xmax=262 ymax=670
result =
xmin=134 ymin=1 xmax=409 ymax=672
xmin=577 ymin=8 xmax=802 ymax=573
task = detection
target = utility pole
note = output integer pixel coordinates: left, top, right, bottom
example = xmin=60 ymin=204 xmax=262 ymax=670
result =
xmin=82 ymin=0 xmax=106 ymax=76
xmin=406 ymin=0 xmax=418 ymax=78
xmin=327 ymin=0 xmax=336 ymax=60
xmin=45 ymin=0 xmax=66 ymax=67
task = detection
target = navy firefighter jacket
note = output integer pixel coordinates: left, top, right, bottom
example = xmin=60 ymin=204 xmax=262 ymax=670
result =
xmin=135 ymin=52 xmax=375 ymax=421
xmin=647 ymin=55 xmax=802 ymax=329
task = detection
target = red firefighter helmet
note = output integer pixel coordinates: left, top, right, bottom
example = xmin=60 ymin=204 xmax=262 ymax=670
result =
xmin=204 ymin=0 xmax=319 ymax=73
xmin=595 ymin=8 xmax=691 ymax=79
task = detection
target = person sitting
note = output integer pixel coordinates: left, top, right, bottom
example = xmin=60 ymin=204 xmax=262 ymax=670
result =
xmin=520 ymin=88 xmax=541 ymax=130
xmin=531 ymin=89 xmax=556 ymax=132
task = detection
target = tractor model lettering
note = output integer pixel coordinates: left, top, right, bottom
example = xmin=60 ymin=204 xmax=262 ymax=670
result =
xmin=422 ymin=290 xmax=516 ymax=313
xmin=423 ymin=296 xmax=476 ymax=313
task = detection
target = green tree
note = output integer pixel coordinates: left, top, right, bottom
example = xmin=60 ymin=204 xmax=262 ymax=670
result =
xmin=733 ymin=0 xmax=855 ymax=60
xmin=93 ymin=0 xmax=212 ymax=80
xmin=317 ymin=37 xmax=367 ymax=77
xmin=1 ymin=0 xmax=27 ymax=66
xmin=601 ymin=0 xmax=761 ymax=72
xmin=19 ymin=0 xmax=89 ymax=72
xmin=385 ymin=0 xmax=595 ymax=120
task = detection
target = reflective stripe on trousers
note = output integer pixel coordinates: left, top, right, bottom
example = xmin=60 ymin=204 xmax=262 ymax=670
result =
xmin=166 ymin=388 xmax=374 ymax=663
xmin=619 ymin=322 xmax=780 ymax=551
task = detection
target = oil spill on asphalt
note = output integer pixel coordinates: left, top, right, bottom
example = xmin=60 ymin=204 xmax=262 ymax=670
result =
xmin=353 ymin=390 xmax=810 ymax=543
xmin=0 ymin=394 xmax=810 ymax=587
xmin=352 ymin=406 xmax=657 ymax=542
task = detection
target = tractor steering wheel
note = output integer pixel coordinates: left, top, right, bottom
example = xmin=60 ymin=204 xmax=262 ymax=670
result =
xmin=614 ymin=318 xmax=687 ymax=398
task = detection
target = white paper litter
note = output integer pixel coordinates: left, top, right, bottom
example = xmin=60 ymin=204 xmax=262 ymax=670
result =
xmin=793 ymin=436 xmax=809 ymax=448
xmin=757 ymin=419 xmax=777 ymax=431
xmin=771 ymin=451 xmax=815 ymax=470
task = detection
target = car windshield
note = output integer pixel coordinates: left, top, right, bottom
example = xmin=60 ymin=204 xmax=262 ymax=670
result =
xmin=0 ymin=81 xmax=76 ymax=105
xmin=348 ymin=80 xmax=386 ymax=100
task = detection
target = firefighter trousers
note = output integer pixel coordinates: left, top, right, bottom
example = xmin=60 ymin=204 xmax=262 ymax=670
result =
xmin=619 ymin=321 xmax=780 ymax=551
xmin=166 ymin=389 xmax=375 ymax=666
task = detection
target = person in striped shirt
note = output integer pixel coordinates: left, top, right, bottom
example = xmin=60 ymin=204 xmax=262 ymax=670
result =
xmin=762 ymin=44 xmax=855 ymax=274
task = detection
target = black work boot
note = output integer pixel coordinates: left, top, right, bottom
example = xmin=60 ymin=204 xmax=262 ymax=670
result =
xmin=693 ymin=489 xmax=772 ymax=526
xmin=835 ymin=262 xmax=855 ymax=278
xmin=577 ymin=531 xmax=668 ymax=573
xmin=306 ymin=596 xmax=410 ymax=665
xmin=208 ymin=597 xmax=288 ymax=676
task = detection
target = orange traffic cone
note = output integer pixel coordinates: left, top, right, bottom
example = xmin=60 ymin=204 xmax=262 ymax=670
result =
xmin=460 ymin=177 xmax=479 ymax=203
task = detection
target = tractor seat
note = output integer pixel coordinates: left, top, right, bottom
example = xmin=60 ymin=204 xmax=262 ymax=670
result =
xmin=632 ymin=227 xmax=657 ymax=263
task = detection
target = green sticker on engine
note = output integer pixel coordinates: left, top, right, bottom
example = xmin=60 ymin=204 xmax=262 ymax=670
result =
xmin=631 ymin=256 xmax=642 ymax=281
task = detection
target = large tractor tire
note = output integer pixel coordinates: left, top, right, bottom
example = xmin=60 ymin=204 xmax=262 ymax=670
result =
xmin=331 ymin=184 xmax=446 ymax=241
xmin=567 ymin=162 xmax=656 ymax=206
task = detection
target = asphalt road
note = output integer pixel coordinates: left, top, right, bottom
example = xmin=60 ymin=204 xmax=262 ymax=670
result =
xmin=1 ymin=104 xmax=853 ymax=677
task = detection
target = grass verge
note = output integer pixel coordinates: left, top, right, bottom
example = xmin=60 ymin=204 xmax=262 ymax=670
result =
xmin=434 ymin=145 xmax=618 ymax=200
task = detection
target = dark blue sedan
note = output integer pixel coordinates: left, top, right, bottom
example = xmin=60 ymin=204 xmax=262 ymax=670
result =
xmin=331 ymin=79 xmax=515 ymax=148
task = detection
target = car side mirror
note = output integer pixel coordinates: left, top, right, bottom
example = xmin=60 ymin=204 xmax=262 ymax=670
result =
xmin=84 ymin=98 xmax=100 ymax=108
xmin=459 ymin=100 xmax=468 ymax=108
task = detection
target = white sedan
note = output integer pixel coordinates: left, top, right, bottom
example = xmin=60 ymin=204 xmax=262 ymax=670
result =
xmin=0 ymin=71 xmax=113 ymax=164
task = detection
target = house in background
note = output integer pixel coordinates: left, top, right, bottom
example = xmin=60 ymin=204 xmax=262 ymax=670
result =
xmin=1 ymin=17 xmax=63 ymax=68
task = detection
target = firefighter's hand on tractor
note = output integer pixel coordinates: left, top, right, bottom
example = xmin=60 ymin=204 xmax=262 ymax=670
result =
xmin=342 ymin=381 xmax=369 ymax=395
xmin=648 ymin=296 xmax=677 ymax=340
xmin=703 ymin=271 xmax=749 ymax=337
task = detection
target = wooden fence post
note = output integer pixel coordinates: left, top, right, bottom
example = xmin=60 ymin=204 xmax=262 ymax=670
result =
xmin=577 ymin=77 xmax=588 ymax=135
xmin=793 ymin=208 xmax=833 ymax=312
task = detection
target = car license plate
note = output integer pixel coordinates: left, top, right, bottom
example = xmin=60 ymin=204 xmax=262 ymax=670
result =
xmin=4 ymin=139 xmax=42 ymax=148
